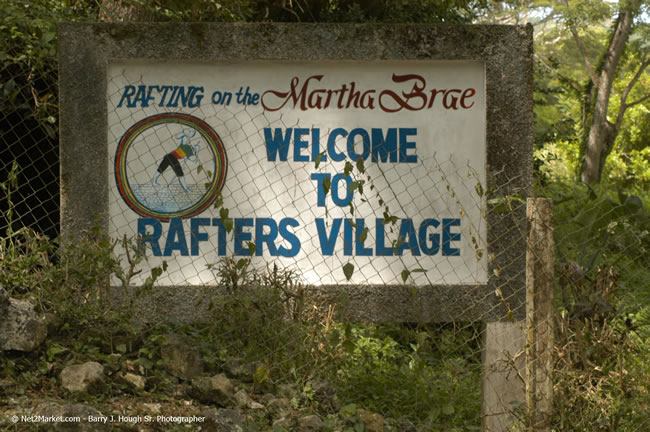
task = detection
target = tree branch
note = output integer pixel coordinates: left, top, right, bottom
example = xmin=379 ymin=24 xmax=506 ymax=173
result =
xmin=622 ymin=58 xmax=649 ymax=106
xmin=561 ymin=0 xmax=600 ymax=86
xmin=615 ymin=57 xmax=649 ymax=129
xmin=535 ymin=54 xmax=582 ymax=93
xmin=626 ymin=94 xmax=650 ymax=109
xmin=569 ymin=27 xmax=600 ymax=86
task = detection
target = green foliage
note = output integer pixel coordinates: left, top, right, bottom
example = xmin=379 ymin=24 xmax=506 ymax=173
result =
xmin=201 ymin=259 xmax=326 ymax=381
xmin=525 ymin=0 xmax=649 ymax=182
xmin=536 ymin=174 xmax=650 ymax=431
xmin=0 ymin=163 xmax=167 ymax=397
xmin=554 ymin=264 xmax=650 ymax=431
xmin=1 ymin=0 xmax=95 ymax=125
xmin=536 ymin=138 xmax=650 ymax=195
xmin=1 ymin=2 xmax=648 ymax=430
xmin=544 ymin=182 xmax=650 ymax=289
xmin=317 ymin=0 xmax=487 ymax=24
xmin=98 ymin=0 xmax=248 ymax=21
xmin=334 ymin=324 xmax=481 ymax=429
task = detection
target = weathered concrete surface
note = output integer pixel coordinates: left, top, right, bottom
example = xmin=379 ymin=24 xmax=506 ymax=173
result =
xmin=482 ymin=321 xmax=526 ymax=432
xmin=0 ymin=296 xmax=47 ymax=352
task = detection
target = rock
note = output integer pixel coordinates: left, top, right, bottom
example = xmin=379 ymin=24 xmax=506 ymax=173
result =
xmin=104 ymin=353 xmax=122 ymax=374
xmin=0 ymin=286 xmax=8 ymax=307
xmin=117 ymin=372 xmax=146 ymax=391
xmin=43 ymin=311 xmax=62 ymax=334
xmin=32 ymin=402 xmax=110 ymax=431
xmin=160 ymin=334 xmax=203 ymax=380
xmin=142 ymin=402 xmax=161 ymax=414
xmin=201 ymin=408 xmax=244 ymax=432
xmin=308 ymin=379 xmax=340 ymax=411
xmin=277 ymin=383 xmax=298 ymax=400
xmin=272 ymin=416 xmax=294 ymax=429
xmin=267 ymin=397 xmax=291 ymax=415
xmin=0 ymin=297 xmax=47 ymax=352
xmin=224 ymin=357 xmax=266 ymax=383
xmin=234 ymin=389 xmax=264 ymax=410
xmin=60 ymin=361 xmax=105 ymax=393
xmin=358 ymin=409 xmax=385 ymax=432
xmin=0 ymin=377 xmax=14 ymax=395
xmin=298 ymin=414 xmax=323 ymax=431
xmin=188 ymin=374 xmax=235 ymax=406
xmin=224 ymin=357 xmax=252 ymax=382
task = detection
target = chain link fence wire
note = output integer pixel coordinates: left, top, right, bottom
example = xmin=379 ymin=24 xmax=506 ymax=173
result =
xmin=0 ymin=54 xmax=59 ymax=241
xmin=102 ymin=66 xmax=531 ymax=430
xmin=2 ymin=57 xmax=648 ymax=432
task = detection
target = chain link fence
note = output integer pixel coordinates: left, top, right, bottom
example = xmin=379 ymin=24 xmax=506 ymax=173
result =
xmin=0 ymin=57 xmax=59 ymax=241
xmin=2 ymin=46 xmax=648 ymax=432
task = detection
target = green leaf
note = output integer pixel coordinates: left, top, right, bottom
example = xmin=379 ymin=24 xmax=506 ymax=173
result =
xmin=46 ymin=343 xmax=68 ymax=360
xmin=116 ymin=343 xmax=127 ymax=354
xmin=427 ymin=407 xmax=441 ymax=421
xmin=343 ymin=262 xmax=354 ymax=281
xmin=442 ymin=404 xmax=455 ymax=415
xmin=314 ymin=151 xmax=326 ymax=169
xmin=41 ymin=31 xmax=55 ymax=44
xmin=213 ymin=194 xmax=223 ymax=209
xmin=359 ymin=227 xmax=369 ymax=243
xmin=344 ymin=161 xmax=354 ymax=176
xmin=254 ymin=364 xmax=270 ymax=384
xmin=237 ymin=258 xmax=248 ymax=269
xmin=151 ymin=266 xmax=163 ymax=279
xmin=137 ymin=357 xmax=153 ymax=370
xmin=340 ymin=403 xmax=358 ymax=416
xmin=322 ymin=176 xmax=331 ymax=196
xmin=356 ymin=157 xmax=365 ymax=174
xmin=220 ymin=207 xmax=233 ymax=232
xmin=401 ymin=269 xmax=410 ymax=283
xmin=247 ymin=241 xmax=256 ymax=256
xmin=350 ymin=180 xmax=365 ymax=196
xmin=475 ymin=182 xmax=484 ymax=197
xmin=384 ymin=215 xmax=398 ymax=225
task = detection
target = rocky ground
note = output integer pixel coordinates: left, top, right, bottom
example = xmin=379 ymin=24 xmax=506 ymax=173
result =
xmin=0 ymin=286 xmax=415 ymax=432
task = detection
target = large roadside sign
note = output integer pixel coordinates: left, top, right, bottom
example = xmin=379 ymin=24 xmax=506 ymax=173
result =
xmin=59 ymin=23 xmax=532 ymax=322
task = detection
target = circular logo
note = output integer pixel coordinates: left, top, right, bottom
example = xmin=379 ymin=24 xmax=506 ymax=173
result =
xmin=115 ymin=113 xmax=227 ymax=221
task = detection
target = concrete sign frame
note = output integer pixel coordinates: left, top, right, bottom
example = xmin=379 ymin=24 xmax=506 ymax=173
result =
xmin=59 ymin=23 xmax=533 ymax=324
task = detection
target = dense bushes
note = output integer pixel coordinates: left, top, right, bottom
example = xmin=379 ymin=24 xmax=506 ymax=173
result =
xmin=537 ymin=152 xmax=650 ymax=431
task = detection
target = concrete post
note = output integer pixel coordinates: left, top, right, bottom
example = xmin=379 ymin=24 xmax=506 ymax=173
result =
xmin=482 ymin=321 xmax=526 ymax=432
xmin=525 ymin=198 xmax=554 ymax=431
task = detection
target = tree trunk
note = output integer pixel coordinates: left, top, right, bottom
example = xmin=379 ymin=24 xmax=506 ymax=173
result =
xmin=99 ymin=0 xmax=155 ymax=21
xmin=581 ymin=9 xmax=634 ymax=184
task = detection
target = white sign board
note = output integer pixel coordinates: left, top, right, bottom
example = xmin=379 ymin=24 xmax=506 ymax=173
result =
xmin=107 ymin=61 xmax=486 ymax=286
